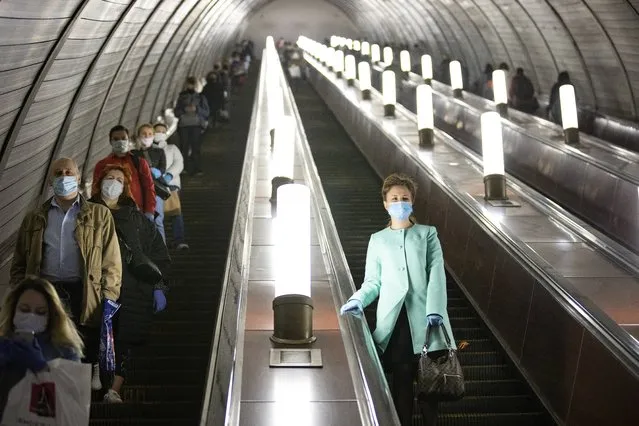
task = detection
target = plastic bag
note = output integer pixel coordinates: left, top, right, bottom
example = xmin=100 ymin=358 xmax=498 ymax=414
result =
xmin=0 ymin=359 xmax=91 ymax=426
xmin=99 ymin=299 xmax=121 ymax=373
xmin=289 ymin=65 xmax=301 ymax=79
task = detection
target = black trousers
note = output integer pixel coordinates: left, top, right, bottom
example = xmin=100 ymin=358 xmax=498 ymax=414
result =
xmin=178 ymin=126 xmax=203 ymax=173
xmin=51 ymin=280 xmax=99 ymax=364
xmin=380 ymin=306 xmax=439 ymax=426
xmin=111 ymin=312 xmax=132 ymax=379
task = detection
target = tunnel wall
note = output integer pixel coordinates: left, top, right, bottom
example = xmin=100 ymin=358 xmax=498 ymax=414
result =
xmin=0 ymin=0 xmax=266 ymax=275
xmin=240 ymin=0 xmax=359 ymax=58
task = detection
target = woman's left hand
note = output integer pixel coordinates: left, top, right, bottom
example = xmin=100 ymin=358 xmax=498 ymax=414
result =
xmin=12 ymin=339 xmax=47 ymax=372
xmin=153 ymin=289 xmax=167 ymax=313
xmin=426 ymin=314 xmax=443 ymax=327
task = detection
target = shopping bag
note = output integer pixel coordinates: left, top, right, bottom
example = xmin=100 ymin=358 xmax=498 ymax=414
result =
xmin=289 ymin=65 xmax=301 ymax=79
xmin=219 ymin=109 xmax=230 ymax=123
xmin=100 ymin=299 xmax=121 ymax=373
xmin=1 ymin=359 xmax=91 ymax=426
xmin=164 ymin=190 xmax=182 ymax=217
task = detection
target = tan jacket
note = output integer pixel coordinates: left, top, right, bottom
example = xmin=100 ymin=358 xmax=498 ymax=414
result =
xmin=10 ymin=197 xmax=122 ymax=326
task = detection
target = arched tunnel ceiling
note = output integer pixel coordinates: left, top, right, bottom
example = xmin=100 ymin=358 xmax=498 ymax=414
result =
xmin=0 ymin=0 xmax=637 ymax=265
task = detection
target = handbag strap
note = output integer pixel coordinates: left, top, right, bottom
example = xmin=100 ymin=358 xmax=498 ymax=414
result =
xmin=423 ymin=323 xmax=454 ymax=353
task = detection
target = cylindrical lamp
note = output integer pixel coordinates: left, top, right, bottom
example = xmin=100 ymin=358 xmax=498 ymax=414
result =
xmin=371 ymin=44 xmax=381 ymax=63
xmin=361 ymin=41 xmax=371 ymax=57
xmin=334 ymin=50 xmax=345 ymax=78
xmin=421 ymin=54 xmax=433 ymax=85
xmin=400 ymin=50 xmax=411 ymax=80
xmin=358 ymin=61 xmax=372 ymax=100
xmin=416 ymin=84 xmax=435 ymax=148
xmin=345 ymin=55 xmax=356 ymax=86
xmin=346 ymin=38 xmax=353 ymax=50
xmin=382 ymin=70 xmax=396 ymax=117
xmin=480 ymin=112 xmax=507 ymax=200
xmin=353 ymin=40 xmax=361 ymax=52
xmin=330 ymin=35 xmax=338 ymax=48
xmin=559 ymin=84 xmax=579 ymax=145
xmin=450 ymin=60 xmax=463 ymax=98
xmin=327 ymin=47 xmax=336 ymax=71
xmin=383 ymin=46 xmax=393 ymax=66
xmin=266 ymin=36 xmax=275 ymax=49
xmin=271 ymin=183 xmax=315 ymax=345
xmin=492 ymin=70 xmax=508 ymax=117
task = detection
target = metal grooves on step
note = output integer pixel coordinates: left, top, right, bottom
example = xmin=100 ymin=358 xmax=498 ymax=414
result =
xmin=89 ymin=68 xmax=258 ymax=425
xmin=291 ymin=80 xmax=556 ymax=426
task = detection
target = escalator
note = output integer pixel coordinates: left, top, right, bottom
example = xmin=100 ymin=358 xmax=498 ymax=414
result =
xmin=291 ymin=79 xmax=556 ymax=426
xmin=89 ymin=68 xmax=257 ymax=425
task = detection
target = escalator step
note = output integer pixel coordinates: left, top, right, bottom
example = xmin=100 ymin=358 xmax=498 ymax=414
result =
xmin=292 ymin=77 xmax=555 ymax=425
xmin=89 ymin=65 xmax=258 ymax=424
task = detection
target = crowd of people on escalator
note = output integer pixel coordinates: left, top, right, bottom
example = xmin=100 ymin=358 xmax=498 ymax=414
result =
xmin=0 ymin=39 xmax=255 ymax=415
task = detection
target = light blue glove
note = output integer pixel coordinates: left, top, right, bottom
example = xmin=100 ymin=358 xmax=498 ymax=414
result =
xmin=153 ymin=289 xmax=167 ymax=313
xmin=150 ymin=168 xmax=161 ymax=179
xmin=340 ymin=299 xmax=363 ymax=317
xmin=427 ymin=314 xmax=443 ymax=327
xmin=145 ymin=212 xmax=155 ymax=222
xmin=162 ymin=173 xmax=173 ymax=185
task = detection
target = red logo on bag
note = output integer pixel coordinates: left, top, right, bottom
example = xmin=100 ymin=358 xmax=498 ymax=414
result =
xmin=29 ymin=382 xmax=56 ymax=417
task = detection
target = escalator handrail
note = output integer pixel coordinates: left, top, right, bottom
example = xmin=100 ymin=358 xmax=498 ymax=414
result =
xmin=277 ymin=64 xmax=401 ymax=425
xmin=309 ymin=54 xmax=639 ymax=377
xmin=199 ymin=54 xmax=266 ymax=426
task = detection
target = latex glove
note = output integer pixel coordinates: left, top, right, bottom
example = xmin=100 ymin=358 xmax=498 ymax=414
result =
xmin=162 ymin=173 xmax=173 ymax=185
xmin=12 ymin=339 xmax=47 ymax=372
xmin=150 ymin=168 xmax=161 ymax=179
xmin=153 ymin=289 xmax=167 ymax=313
xmin=339 ymin=299 xmax=363 ymax=317
xmin=427 ymin=314 xmax=444 ymax=327
xmin=145 ymin=212 xmax=155 ymax=222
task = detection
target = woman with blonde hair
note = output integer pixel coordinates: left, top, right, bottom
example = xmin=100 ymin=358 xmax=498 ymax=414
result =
xmin=340 ymin=173 xmax=454 ymax=426
xmin=90 ymin=163 xmax=170 ymax=403
xmin=0 ymin=276 xmax=84 ymax=370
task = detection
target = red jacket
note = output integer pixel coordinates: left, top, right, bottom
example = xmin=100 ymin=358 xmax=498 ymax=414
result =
xmin=92 ymin=153 xmax=156 ymax=214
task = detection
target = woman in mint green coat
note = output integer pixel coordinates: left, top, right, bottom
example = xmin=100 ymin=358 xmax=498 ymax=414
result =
xmin=340 ymin=173 xmax=454 ymax=426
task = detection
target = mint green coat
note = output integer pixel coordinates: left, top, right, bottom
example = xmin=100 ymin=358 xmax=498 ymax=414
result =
xmin=349 ymin=224 xmax=455 ymax=354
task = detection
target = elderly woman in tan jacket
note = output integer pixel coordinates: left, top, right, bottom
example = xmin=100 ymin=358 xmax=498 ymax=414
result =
xmin=10 ymin=157 xmax=122 ymax=391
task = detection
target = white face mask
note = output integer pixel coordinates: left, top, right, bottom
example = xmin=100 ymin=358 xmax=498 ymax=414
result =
xmin=14 ymin=311 xmax=48 ymax=334
xmin=154 ymin=132 xmax=167 ymax=143
xmin=111 ymin=139 xmax=130 ymax=154
xmin=101 ymin=179 xmax=124 ymax=200
xmin=141 ymin=137 xmax=154 ymax=148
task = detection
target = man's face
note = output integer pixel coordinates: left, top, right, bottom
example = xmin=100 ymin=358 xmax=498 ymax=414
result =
xmin=50 ymin=158 xmax=80 ymax=199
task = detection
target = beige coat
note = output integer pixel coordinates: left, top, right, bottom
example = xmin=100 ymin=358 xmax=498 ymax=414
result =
xmin=10 ymin=197 xmax=121 ymax=326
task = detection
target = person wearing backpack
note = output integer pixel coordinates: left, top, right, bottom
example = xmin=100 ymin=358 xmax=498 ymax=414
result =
xmin=509 ymin=68 xmax=539 ymax=114
xmin=175 ymin=76 xmax=210 ymax=176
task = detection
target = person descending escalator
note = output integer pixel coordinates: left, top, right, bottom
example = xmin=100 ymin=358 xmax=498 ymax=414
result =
xmin=509 ymin=67 xmax=539 ymax=114
xmin=340 ymin=173 xmax=455 ymax=426
xmin=203 ymin=71 xmax=227 ymax=128
xmin=90 ymin=164 xmax=170 ymax=404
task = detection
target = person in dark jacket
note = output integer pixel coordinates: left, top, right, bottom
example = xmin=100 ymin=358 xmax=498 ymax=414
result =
xmin=0 ymin=277 xmax=84 ymax=416
xmin=90 ymin=164 xmax=170 ymax=404
xmin=202 ymin=71 xmax=226 ymax=128
xmin=133 ymin=123 xmax=168 ymax=242
xmin=509 ymin=68 xmax=539 ymax=113
xmin=547 ymin=71 xmax=571 ymax=124
xmin=175 ymin=76 xmax=209 ymax=176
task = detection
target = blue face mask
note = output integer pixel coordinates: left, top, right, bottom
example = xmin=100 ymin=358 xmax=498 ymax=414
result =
xmin=52 ymin=176 xmax=78 ymax=197
xmin=387 ymin=201 xmax=413 ymax=221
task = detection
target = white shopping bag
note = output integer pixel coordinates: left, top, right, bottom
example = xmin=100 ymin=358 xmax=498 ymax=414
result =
xmin=289 ymin=65 xmax=301 ymax=79
xmin=1 ymin=359 xmax=91 ymax=426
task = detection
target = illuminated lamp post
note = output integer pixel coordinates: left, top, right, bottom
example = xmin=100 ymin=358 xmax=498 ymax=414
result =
xmin=334 ymin=50 xmax=345 ymax=79
xmin=371 ymin=44 xmax=381 ymax=64
xmin=345 ymin=55 xmax=356 ymax=86
xmin=346 ymin=38 xmax=353 ymax=50
xmin=361 ymin=41 xmax=371 ymax=58
xmin=382 ymin=70 xmax=396 ymax=117
xmin=450 ymin=60 xmax=463 ymax=98
xmin=492 ymin=70 xmax=508 ymax=117
xmin=383 ymin=46 xmax=393 ymax=67
xmin=559 ymin=84 xmax=580 ymax=145
xmin=421 ymin=54 xmax=433 ymax=85
xmin=416 ymin=84 xmax=435 ymax=148
xmin=353 ymin=40 xmax=361 ymax=52
xmin=481 ymin=112 xmax=508 ymax=200
xmin=330 ymin=35 xmax=338 ymax=48
xmin=400 ymin=50 xmax=411 ymax=80
xmin=271 ymin=183 xmax=315 ymax=345
xmin=358 ymin=62 xmax=372 ymax=100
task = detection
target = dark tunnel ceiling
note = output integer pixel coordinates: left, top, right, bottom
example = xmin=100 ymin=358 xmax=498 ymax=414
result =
xmin=0 ymin=0 xmax=637 ymax=261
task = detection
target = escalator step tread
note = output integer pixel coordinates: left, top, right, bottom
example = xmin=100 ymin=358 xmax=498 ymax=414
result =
xmin=89 ymin=66 xmax=258 ymax=425
xmin=292 ymin=78 xmax=555 ymax=424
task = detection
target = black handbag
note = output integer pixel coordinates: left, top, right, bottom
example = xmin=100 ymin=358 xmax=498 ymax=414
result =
xmin=116 ymin=226 xmax=163 ymax=286
xmin=153 ymin=180 xmax=171 ymax=200
xmin=416 ymin=324 xmax=465 ymax=401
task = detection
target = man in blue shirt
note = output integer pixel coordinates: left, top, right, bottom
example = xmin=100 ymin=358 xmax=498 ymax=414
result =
xmin=10 ymin=157 xmax=122 ymax=390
